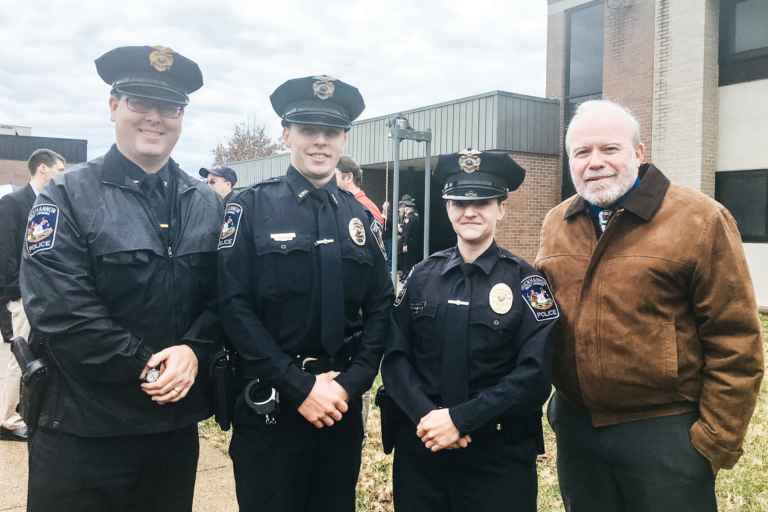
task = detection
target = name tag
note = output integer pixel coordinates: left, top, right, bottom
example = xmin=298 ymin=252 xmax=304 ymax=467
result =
xmin=270 ymin=232 xmax=296 ymax=242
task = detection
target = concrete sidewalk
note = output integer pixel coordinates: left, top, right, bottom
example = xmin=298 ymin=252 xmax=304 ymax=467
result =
xmin=0 ymin=435 xmax=236 ymax=511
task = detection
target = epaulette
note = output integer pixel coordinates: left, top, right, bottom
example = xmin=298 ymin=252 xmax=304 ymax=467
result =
xmin=429 ymin=247 xmax=456 ymax=259
xmin=251 ymin=176 xmax=283 ymax=188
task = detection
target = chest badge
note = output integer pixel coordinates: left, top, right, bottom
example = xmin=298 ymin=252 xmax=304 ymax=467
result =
xmin=489 ymin=283 xmax=514 ymax=315
xmin=349 ymin=217 xmax=366 ymax=246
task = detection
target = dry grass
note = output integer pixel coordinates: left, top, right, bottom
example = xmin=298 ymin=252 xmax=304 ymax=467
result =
xmin=201 ymin=315 xmax=768 ymax=511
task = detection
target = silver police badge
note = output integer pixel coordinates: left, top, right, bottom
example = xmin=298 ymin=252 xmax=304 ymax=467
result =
xmin=312 ymin=75 xmax=336 ymax=100
xmin=489 ymin=283 xmax=514 ymax=315
xmin=348 ymin=218 xmax=366 ymax=246
xmin=458 ymin=149 xmax=482 ymax=173
xmin=145 ymin=367 xmax=161 ymax=383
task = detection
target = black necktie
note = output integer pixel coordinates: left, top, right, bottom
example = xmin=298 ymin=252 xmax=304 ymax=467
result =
xmin=313 ymin=189 xmax=345 ymax=356
xmin=441 ymin=263 xmax=475 ymax=406
xmin=141 ymin=173 xmax=170 ymax=244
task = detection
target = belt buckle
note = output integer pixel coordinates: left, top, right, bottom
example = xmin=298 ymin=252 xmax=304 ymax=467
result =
xmin=301 ymin=356 xmax=319 ymax=371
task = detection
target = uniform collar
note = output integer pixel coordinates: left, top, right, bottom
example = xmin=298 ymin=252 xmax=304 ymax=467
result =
xmin=441 ymin=241 xmax=500 ymax=276
xmin=102 ymin=145 xmax=175 ymax=189
xmin=564 ymin=164 xmax=671 ymax=222
xmin=285 ymin=165 xmax=341 ymax=206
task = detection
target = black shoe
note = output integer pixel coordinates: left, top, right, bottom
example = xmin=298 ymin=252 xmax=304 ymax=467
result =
xmin=0 ymin=426 xmax=28 ymax=442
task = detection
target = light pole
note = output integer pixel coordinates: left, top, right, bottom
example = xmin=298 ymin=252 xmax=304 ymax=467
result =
xmin=386 ymin=114 xmax=432 ymax=285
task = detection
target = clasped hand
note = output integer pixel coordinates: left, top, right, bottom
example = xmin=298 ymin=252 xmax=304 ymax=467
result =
xmin=417 ymin=408 xmax=472 ymax=453
xmin=140 ymin=345 xmax=198 ymax=405
xmin=298 ymin=371 xmax=349 ymax=429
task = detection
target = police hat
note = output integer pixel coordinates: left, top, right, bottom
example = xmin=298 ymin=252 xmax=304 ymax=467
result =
xmin=95 ymin=46 xmax=203 ymax=105
xmin=399 ymin=194 xmax=416 ymax=208
xmin=199 ymin=166 xmax=238 ymax=185
xmin=270 ymin=75 xmax=365 ymax=130
xmin=435 ymin=149 xmax=526 ymax=200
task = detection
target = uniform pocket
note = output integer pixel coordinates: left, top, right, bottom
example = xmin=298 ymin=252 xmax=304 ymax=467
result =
xmin=253 ymin=235 xmax=313 ymax=296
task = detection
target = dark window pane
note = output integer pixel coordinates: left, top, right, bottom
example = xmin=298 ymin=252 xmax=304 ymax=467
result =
xmin=716 ymin=171 xmax=768 ymax=240
xmin=568 ymin=3 xmax=604 ymax=98
xmin=733 ymin=0 xmax=768 ymax=54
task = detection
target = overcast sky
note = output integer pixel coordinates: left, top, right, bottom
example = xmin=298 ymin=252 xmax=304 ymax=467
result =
xmin=0 ymin=0 xmax=548 ymax=173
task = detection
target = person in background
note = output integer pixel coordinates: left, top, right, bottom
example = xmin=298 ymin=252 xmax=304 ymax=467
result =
xmin=0 ymin=148 xmax=65 ymax=442
xmin=200 ymin=166 xmax=238 ymax=202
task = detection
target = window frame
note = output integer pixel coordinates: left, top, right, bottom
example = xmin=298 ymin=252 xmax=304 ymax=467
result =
xmin=715 ymin=169 xmax=768 ymax=243
xmin=719 ymin=0 xmax=768 ymax=86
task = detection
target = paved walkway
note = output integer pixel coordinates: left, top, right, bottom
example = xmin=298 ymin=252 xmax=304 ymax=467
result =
xmin=0 ymin=436 xmax=236 ymax=511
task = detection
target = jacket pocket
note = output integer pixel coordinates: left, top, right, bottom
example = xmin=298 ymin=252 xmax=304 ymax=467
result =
xmin=600 ymin=321 xmax=679 ymax=398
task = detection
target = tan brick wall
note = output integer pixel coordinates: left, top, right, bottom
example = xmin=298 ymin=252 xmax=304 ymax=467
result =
xmin=496 ymin=152 xmax=561 ymax=262
xmin=651 ymin=0 xmax=719 ymax=196
xmin=603 ymin=0 xmax=656 ymax=160
xmin=0 ymin=160 xmax=30 ymax=187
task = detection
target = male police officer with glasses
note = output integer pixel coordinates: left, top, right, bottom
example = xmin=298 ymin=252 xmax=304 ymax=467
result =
xmin=218 ymin=75 xmax=393 ymax=512
xmin=20 ymin=46 xmax=222 ymax=511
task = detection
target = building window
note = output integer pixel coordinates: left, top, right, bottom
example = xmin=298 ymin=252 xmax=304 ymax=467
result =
xmin=563 ymin=1 xmax=604 ymax=199
xmin=720 ymin=0 xmax=768 ymax=86
xmin=715 ymin=170 xmax=768 ymax=242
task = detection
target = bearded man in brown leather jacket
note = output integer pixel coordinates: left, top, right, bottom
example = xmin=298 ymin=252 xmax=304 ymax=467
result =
xmin=535 ymin=99 xmax=764 ymax=512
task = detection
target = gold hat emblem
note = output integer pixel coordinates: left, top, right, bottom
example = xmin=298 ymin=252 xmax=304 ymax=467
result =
xmin=489 ymin=283 xmax=514 ymax=315
xmin=312 ymin=75 xmax=337 ymax=100
xmin=149 ymin=46 xmax=175 ymax=72
xmin=349 ymin=218 xmax=366 ymax=246
xmin=458 ymin=149 xmax=482 ymax=173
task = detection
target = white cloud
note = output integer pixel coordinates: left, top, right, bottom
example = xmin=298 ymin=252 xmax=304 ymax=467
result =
xmin=0 ymin=0 xmax=547 ymax=173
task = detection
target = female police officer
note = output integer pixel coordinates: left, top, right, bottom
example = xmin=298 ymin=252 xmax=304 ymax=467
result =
xmin=381 ymin=149 xmax=559 ymax=511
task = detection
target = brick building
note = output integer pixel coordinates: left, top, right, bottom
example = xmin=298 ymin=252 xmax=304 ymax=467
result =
xmin=547 ymin=0 xmax=768 ymax=308
xmin=0 ymin=130 xmax=87 ymax=187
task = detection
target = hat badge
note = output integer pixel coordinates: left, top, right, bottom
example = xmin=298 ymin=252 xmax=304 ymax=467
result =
xmin=312 ymin=75 xmax=337 ymax=100
xmin=149 ymin=46 xmax=175 ymax=72
xmin=458 ymin=149 xmax=482 ymax=173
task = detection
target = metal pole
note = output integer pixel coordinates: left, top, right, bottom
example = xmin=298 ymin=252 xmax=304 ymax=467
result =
xmin=422 ymin=136 xmax=431 ymax=259
xmin=390 ymin=132 xmax=400 ymax=285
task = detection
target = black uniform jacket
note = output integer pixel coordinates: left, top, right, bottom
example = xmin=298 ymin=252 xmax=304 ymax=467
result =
xmin=20 ymin=146 xmax=223 ymax=436
xmin=0 ymin=184 xmax=35 ymax=303
xmin=218 ymin=167 xmax=393 ymax=406
xmin=382 ymin=242 xmax=558 ymax=435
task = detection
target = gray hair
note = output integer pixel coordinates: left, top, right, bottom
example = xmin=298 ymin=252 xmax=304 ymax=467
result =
xmin=565 ymin=99 xmax=641 ymax=155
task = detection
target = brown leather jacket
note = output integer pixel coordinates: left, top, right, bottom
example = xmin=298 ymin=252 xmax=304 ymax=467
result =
xmin=535 ymin=164 xmax=764 ymax=471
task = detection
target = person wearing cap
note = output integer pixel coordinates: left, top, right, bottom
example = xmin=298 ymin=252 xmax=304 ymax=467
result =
xmin=381 ymin=149 xmax=559 ymax=511
xmin=200 ymin=166 xmax=238 ymax=202
xmin=20 ymin=46 xmax=222 ymax=511
xmin=217 ymin=75 xmax=393 ymax=511
xmin=396 ymin=194 xmax=420 ymax=278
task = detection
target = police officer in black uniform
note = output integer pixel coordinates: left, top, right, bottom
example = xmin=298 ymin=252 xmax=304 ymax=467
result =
xmin=218 ymin=75 xmax=393 ymax=512
xmin=381 ymin=150 xmax=559 ymax=511
xmin=20 ymin=46 xmax=222 ymax=511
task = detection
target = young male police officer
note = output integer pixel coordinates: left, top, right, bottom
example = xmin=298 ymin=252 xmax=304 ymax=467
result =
xmin=218 ymin=75 xmax=393 ymax=512
xmin=382 ymin=150 xmax=558 ymax=511
xmin=20 ymin=46 xmax=222 ymax=511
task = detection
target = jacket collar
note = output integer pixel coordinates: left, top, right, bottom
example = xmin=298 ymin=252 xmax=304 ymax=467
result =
xmin=441 ymin=241 xmax=500 ymax=276
xmin=285 ymin=165 xmax=340 ymax=207
xmin=564 ymin=164 xmax=670 ymax=222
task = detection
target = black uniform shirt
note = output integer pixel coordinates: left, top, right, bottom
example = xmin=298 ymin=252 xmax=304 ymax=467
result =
xmin=218 ymin=166 xmax=393 ymax=406
xmin=382 ymin=242 xmax=559 ymax=434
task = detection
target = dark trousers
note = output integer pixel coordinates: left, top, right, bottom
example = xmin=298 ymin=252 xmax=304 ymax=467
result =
xmin=229 ymin=397 xmax=364 ymax=512
xmin=548 ymin=393 xmax=717 ymax=512
xmin=392 ymin=424 xmax=538 ymax=512
xmin=27 ymin=424 xmax=199 ymax=512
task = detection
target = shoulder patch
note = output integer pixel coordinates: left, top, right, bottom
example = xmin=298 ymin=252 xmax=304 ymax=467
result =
xmin=394 ymin=268 xmax=413 ymax=307
xmin=521 ymin=274 xmax=560 ymax=322
xmin=25 ymin=204 xmax=59 ymax=256
xmin=218 ymin=203 xmax=243 ymax=250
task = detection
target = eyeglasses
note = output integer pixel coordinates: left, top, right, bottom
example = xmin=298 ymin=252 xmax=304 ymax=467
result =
xmin=124 ymin=96 xmax=185 ymax=119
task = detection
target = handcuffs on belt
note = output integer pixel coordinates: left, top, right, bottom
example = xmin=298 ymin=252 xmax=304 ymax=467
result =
xmin=244 ymin=379 xmax=279 ymax=425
